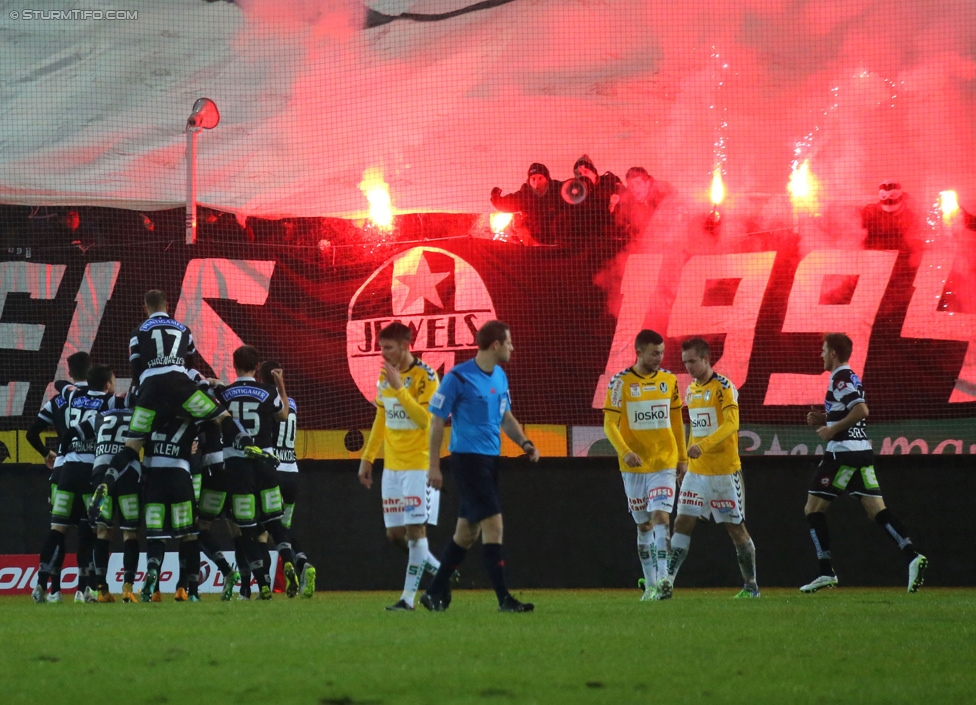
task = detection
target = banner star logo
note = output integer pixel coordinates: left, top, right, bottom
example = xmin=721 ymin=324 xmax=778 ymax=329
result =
xmin=394 ymin=255 xmax=450 ymax=309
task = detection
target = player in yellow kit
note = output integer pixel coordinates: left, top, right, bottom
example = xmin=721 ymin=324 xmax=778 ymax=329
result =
xmin=604 ymin=330 xmax=687 ymax=601
xmin=358 ymin=322 xmax=443 ymax=610
xmin=663 ymin=337 xmax=759 ymax=599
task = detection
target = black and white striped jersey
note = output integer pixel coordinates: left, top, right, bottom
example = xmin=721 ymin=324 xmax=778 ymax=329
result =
xmin=824 ymin=365 xmax=871 ymax=452
xmin=129 ymin=311 xmax=197 ymax=384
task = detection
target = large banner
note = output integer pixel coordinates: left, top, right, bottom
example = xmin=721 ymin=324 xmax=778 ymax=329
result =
xmin=3 ymin=237 xmax=976 ymax=457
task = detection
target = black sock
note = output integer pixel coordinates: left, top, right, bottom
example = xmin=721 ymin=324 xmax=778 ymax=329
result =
xmin=249 ymin=546 xmax=268 ymax=590
xmin=177 ymin=543 xmax=189 ymax=590
xmin=874 ymin=509 xmax=918 ymax=561
xmin=255 ymin=542 xmax=273 ymax=589
xmin=183 ymin=539 xmax=201 ymax=596
xmin=234 ymin=536 xmax=248 ymax=571
xmin=123 ymin=539 xmax=140 ymax=584
xmin=294 ymin=550 xmax=308 ymax=574
xmin=146 ymin=539 xmax=166 ymax=574
xmin=234 ymin=535 xmax=252 ymax=595
xmin=50 ymin=540 xmax=66 ymax=593
xmin=482 ymin=543 xmax=511 ymax=604
xmin=77 ymin=525 xmax=94 ymax=592
xmin=291 ymin=536 xmax=305 ymax=559
xmin=198 ymin=529 xmax=233 ymax=576
xmin=239 ymin=529 xmax=267 ymax=590
xmin=93 ymin=537 xmax=111 ymax=591
xmin=38 ymin=530 xmax=65 ymax=590
xmin=265 ymin=520 xmax=297 ymax=565
xmin=276 ymin=542 xmax=297 ymax=567
xmin=427 ymin=540 xmax=467 ymax=597
xmin=806 ymin=512 xmax=833 ymax=575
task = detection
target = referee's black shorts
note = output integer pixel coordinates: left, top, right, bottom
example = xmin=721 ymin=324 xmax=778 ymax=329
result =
xmin=451 ymin=453 xmax=502 ymax=523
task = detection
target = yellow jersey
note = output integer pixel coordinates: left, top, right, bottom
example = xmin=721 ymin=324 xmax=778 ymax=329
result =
xmin=685 ymin=372 xmax=741 ymax=476
xmin=362 ymin=358 xmax=439 ymax=471
xmin=603 ymin=367 xmax=686 ymax=473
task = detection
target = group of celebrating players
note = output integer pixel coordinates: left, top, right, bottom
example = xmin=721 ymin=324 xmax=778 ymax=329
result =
xmin=28 ymin=289 xmax=314 ymax=604
xmin=26 ymin=287 xmax=929 ymax=609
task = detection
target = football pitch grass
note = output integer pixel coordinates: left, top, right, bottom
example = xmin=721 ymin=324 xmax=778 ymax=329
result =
xmin=4 ymin=588 xmax=974 ymax=705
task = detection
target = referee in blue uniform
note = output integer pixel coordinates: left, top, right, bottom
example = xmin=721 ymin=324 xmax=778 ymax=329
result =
xmin=421 ymin=321 xmax=540 ymax=613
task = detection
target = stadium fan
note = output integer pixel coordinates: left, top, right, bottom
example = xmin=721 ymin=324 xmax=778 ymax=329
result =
xmin=489 ymin=162 xmax=562 ymax=245
xmin=611 ymin=166 xmax=673 ymax=241
xmin=556 ymin=154 xmax=623 ymax=253
xmin=861 ymin=179 xmax=921 ymax=252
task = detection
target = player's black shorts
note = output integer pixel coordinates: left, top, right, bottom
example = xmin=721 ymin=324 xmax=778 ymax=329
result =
xmin=128 ymin=372 xmax=224 ymax=440
xmin=92 ymin=465 xmax=142 ymax=531
xmin=50 ymin=461 xmax=93 ymax=526
xmin=225 ymin=456 xmax=259 ymax=528
xmin=277 ymin=471 xmax=299 ymax=528
xmin=198 ymin=464 xmax=230 ymax=520
xmin=451 ymin=453 xmax=502 ymax=523
xmin=254 ymin=461 xmax=284 ymax=526
xmin=809 ymin=450 xmax=883 ymax=499
xmin=142 ymin=466 xmax=197 ymax=539
xmin=48 ymin=464 xmax=62 ymax=506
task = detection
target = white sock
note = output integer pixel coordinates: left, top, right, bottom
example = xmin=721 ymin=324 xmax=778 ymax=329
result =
xmin=668 ymin=532 xmax=691 ymax=581
xmin=735 ymin=538 xmax=758 ymax=590
xmin=651 ymin=523 xmax=670 ymax=584
xmin=637 ymin=528 xmax=655 ymax=587
xmin=402 ymin=538 xmax=428 ymax=606
xmin=423 ymin=549 xmax=441 ymax=575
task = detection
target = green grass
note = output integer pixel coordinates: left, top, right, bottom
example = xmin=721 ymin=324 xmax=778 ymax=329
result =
xmin=3 ymin=588 xmax=975 ymax=705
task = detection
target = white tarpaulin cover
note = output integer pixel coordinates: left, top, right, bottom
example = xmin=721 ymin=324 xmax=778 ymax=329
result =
xmin=1 ymin=0 xmax=975 ymax=219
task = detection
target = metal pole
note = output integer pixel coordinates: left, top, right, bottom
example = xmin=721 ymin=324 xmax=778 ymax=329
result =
xmin=186 ymin=128 xmax=199 ymax=244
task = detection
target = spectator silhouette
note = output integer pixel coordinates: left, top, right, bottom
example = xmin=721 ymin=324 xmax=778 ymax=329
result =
xmin=490 ymin=163 xmax=562 ymax=245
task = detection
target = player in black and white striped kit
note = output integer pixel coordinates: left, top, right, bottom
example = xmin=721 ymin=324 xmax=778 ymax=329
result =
xmin=801 ymin=333 xmax=928 ymax=594
xmin=217 ymin=346 xmax=297 ymax=600
xmin=259 ymin=360 xmax=316 ymax=598
xmin=32 ymin=364 xmax=125 ymax=604
xmin=91 ymin=290 xmax=268 ymax=521
xmin=26 ymin=351 xmax=92 ymax=602
xmin=140 ymin=416 xmax=202 ymax=602
xmin=91 ymin=405 xmax=142 ymax=603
